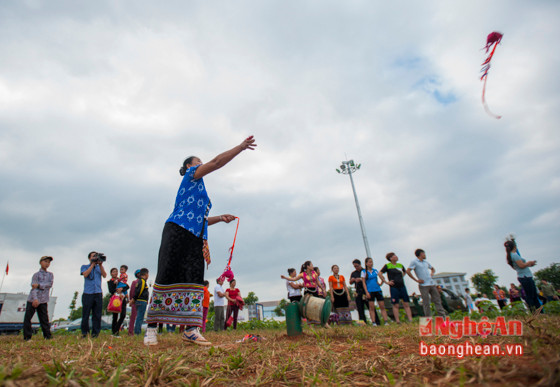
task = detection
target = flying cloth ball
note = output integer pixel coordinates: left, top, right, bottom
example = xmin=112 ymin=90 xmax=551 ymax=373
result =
xmin=219 ymin=269 xmax=234 ymax=283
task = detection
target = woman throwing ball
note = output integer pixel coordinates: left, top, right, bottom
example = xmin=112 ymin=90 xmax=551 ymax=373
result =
xmin=145 ymin=136 xmax=257 ymax=346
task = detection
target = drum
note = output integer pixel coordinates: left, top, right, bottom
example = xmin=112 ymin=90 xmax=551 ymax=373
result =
xmin=299 ymin=294 xmax=331 ymax=326
xmin=285 ymin=302 xmax=302 ymax=336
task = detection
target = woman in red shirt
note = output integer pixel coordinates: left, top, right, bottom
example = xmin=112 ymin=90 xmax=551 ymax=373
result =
xmin=225 ymin=279 xmax=242 ymax=329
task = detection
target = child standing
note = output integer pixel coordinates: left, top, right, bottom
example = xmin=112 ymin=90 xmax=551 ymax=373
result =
xmin=465 ymin=288 xmax=475 ymax=313
xmin=202 ymin=280 xmax=212 ymax=333
xmin=127 ymin=269 xmax=141 ymax=335
xmin=129 ymin=268 xmax=149 ymax=339
xmin=23 ymin=256 xmax=54 ymax=341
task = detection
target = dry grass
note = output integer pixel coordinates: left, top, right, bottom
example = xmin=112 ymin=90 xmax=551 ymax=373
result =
xmin=1 ymin=315 xmax=559 ymax=386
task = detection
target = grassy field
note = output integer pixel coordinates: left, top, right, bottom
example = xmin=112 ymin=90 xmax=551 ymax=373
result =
xmin=1 ymin=314 xmax=559 ymax=386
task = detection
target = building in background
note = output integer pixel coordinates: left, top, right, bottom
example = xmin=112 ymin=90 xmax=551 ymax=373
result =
xmin=432 ymin=272 xmax=469 ymax=296
xmin=259 ymin=300 xmax=282 ymax=320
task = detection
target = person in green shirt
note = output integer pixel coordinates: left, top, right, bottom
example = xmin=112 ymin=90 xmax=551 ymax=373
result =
xmin=540 ymin=280 xmax=559 ymax=302
xmin=380 ymin=253 xmax=413 ymax=323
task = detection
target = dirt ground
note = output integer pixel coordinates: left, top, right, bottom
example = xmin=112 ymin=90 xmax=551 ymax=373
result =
xmin=0 ymin=315 xmax=559 ymax=386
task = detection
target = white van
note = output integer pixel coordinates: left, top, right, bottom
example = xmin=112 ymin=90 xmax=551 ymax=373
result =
xmin=0 ymin=293 xmax=57 ymax=334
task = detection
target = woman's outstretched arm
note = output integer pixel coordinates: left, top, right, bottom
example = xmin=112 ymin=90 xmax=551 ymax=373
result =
xmin=194 ymin=136 xmax=257 ymax=179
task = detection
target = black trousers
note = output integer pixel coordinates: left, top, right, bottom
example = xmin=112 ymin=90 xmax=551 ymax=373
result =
xmin=497 ymin=299 xmax=506 ymax=309
xmin=355 ymin=293 xmax=380 ymax=325
xmin=81 ymin=293 xmax=103 ymax=337
xmin=111 ymin=299 xmax=128 ymax=335
xmin=23 ymin=302 xmax=51 ymax=340
xmin=225 ymin=304 xmax=240 ymax=330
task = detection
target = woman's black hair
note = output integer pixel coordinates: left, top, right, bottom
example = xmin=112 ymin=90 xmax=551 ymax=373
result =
xmin=364 ymin=257 xmax=373 ymax=281
xmin=287 ymin=268 xmax=296 ymax=275
xmin=179 ymin=156 xmax=198 ymax=176
xmin=331 ymin=265 xmax=338 ymax=272
xmin=505 ymin=239 xmax=516 ymax=268
xmin=203 ymin=280 xmax=209 ymax=286
xmin=300 ymin=261 xmax=312 ymax=273
xmin=386 ymin=252 xmax=395 ymax=262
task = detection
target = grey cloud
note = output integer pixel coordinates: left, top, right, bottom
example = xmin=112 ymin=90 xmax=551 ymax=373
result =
xmin=1 ymin=1 xmax=559 ymax=318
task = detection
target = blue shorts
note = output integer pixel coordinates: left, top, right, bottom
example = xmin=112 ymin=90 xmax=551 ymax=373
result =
xmin=390 ymin=286 xmax=410 ymax=304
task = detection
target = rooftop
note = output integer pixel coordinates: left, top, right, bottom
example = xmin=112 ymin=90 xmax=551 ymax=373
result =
xmin=432 ymin=272 xmax=466 ymax=278
xmin=258 ymin=300 xmax=281 ymax=307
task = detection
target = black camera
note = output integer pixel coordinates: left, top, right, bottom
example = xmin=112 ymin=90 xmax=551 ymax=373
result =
xmin=92 ymin=252 xmax=106 ymax=263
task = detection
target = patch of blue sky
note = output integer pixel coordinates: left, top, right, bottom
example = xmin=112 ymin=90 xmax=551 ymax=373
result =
xmin=392 ymin=55 xmax=422 ymax=69
xmin=415 ymin=76 xmax=458 ymax=105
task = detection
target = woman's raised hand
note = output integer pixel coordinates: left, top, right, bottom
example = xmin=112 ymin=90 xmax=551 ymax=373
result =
xmin=240 ymin=135 xmax=257 ymax=151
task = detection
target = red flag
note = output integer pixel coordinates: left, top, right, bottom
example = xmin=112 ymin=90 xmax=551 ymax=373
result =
xmin=5 ymin=262 xmax=8 ymax=275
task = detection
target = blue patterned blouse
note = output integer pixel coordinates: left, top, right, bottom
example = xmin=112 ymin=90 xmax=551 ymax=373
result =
xmin=166 ymin=164 xmax=212 ymax=240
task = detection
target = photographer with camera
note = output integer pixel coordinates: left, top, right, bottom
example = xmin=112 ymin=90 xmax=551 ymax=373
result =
xmin=80 ymin=251 xmax=107 ymax=338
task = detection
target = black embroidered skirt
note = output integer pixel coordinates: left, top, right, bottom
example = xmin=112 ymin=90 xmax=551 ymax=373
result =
xmin=332 ymin=290 xmax=349 ymax=309
xmin=146 ymin=221 xmax=205 ymax=327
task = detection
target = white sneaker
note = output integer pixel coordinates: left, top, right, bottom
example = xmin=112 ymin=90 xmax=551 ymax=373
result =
xmin=144 ymin=328 xmax=158 ymax=346
xmin=182 ymin=327 xmax=211 ymax=346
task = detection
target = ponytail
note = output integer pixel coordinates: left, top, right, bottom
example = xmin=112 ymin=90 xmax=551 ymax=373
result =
xmin=504 ymin=240 xmax=516 ymax=268
xmin=301 ymin=261 xmax=312 ymax=273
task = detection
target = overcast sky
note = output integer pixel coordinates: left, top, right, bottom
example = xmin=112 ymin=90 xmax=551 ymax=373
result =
xmin=1 ymin=1 xmax=559 ymax=319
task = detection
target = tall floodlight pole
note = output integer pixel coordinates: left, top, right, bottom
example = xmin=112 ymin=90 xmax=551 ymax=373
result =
xmin=336 ymin=160 xmax=372 ymax=258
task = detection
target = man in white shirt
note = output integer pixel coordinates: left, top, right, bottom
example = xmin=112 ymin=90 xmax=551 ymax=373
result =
xmin=213 ymin=278 xmax=227 ymax=331
xmin=406 ymin=249 xmax=446 ymax=317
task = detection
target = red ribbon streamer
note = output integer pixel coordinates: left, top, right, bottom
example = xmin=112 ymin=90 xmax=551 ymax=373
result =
xmin=480 ymin=32 xmax=503 ymax=119
xmin=218 ymin=217 xmax=239 ymax=282
xmin=226 ymin=217 xmax=240 ymax=268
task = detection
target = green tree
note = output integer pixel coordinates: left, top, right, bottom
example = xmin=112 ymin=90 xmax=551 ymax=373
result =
xmin=471 ymin=269 xmax=498 ymax=296
xmin=243 ymin=291 xmax=259 ymax=306
xmin=69 ymin=307 xmax=83 ymax=321
xmin=102 ymin=293 xmax=112 ymax=315
xmin=273 ymin=299 xmax=289 ymax=317
xmin=68 ymin=291 xmax=78 ymax=320
xmin=534 ymin=263 xmax=560 ymax=289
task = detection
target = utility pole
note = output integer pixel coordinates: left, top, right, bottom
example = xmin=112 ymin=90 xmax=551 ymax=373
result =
xmin=336 ymin=160 xmax=372 ymax=258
